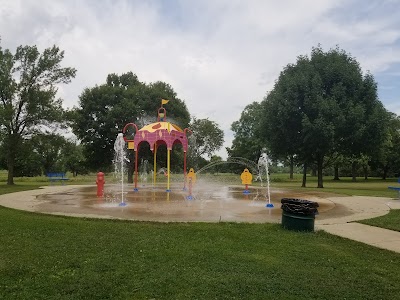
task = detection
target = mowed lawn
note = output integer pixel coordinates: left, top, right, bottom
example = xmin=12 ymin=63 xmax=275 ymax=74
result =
xmin=359 ymin=210 xmax=400 ymax=232
xmin=208 ymin=172 xmax=400 ymax=198
xmin=1 ymin=206 xmax=400 ymax=300
xmin=1 ymin=172 xmax=400 ymax=299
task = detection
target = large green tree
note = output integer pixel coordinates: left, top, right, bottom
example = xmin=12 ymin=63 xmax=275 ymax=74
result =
xmin=0 ymin=43 xmax=76 ymax=184
xmin=188 ymin=117 xmax=224 ymax=167
xmin=30 ymin=133 xmax=68 ymax=174
xmin=227 ymin=102 xmax=265 ymax=161
xmin=0 ymin=138 xmax=42 ymax=177
xmin=226 ymin=102 xmax=267 ymax=174
xmin=0 ymin=133 xmax=86 ymax=177
xmin=371 ymin=111 xmax=400 ymax=179
xmin=262 ymin=56 xmax=316 ymax=185
xmin=262 ymin=46 xmax=387 ymax=188
xmin=71 ymin=72 xmax=191 ymax=174
xmin=60 ymin=141 xmax=88 ymax=177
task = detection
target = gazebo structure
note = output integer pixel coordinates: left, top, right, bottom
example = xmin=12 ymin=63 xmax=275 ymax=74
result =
xmin=123 ymin=100 xmax=191 ymax=192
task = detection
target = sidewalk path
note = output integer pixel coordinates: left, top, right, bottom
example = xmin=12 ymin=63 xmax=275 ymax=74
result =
xmin=318 ymin=223 xmax=400 ymax=253
xmin=316 ymin=197 xmax=400 ymax=253
xmin=0 ymin=185 xmax=93 ymax=212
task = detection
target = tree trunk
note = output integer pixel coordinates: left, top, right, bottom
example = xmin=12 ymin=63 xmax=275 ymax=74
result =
xmin=5 ymin=134 xmax=19 ymax=185
xmin=317 ymin=157 xmax=324 ymax=188
xmin=333 ymin=164 xmax=340 ymax=180
xmin=7 ymin=151 xmax=15 ymax=185
xmin=6 ymin=135 xmax=19 ymax=185
xmin=351 ymin=161 xmax=357 ymax=182
xmin=302 ymin=163 xmax=307 ymax=188
xmin=289 ymin=155 xmax=294 ymax=180
xmin=382 ymin=166 xmax=389 ymax=180
xmin=311 ymin=166 xmax=317 ymax=177
xmin=363 ymin=166 xmax=368 ymax=180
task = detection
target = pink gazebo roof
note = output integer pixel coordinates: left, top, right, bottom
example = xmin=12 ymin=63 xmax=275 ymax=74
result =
xmin=124 ymin=121 xmax=189 ymax=152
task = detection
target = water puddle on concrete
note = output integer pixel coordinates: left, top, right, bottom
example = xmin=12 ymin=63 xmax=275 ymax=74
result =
xmin=35 ymin=183 xmax=341 ymax=223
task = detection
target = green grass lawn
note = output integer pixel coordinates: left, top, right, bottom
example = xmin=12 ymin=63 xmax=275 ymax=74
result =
xmin=0 ymin=207 xmax=400 ymax=300
xmin=208 ymin=172 xmax=400 ymax=198
xmin=358 ymin=210 xmax=400 ymax=232
xmin=0 ymin=182 xmax=44 ymax=195
xmin=0 ymin=169 xmax=98 ymax=185
xmin=1 ymin=172 xmax=400 ymax=298
xmin=0 ymin=170 xmax=101 ymax=196
xmin=273 ymin=173 xmax=400 ymax=198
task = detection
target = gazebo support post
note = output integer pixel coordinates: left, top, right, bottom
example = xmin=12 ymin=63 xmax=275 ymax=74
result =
xmin=153 ymin=144 xmax=157 ymax=188
xmin=183 ymin=151 xmax=187 ymax=190
xmin=167 ymin=148 xmax=171 ymax=192
xmin=134 ymin=145 xmax=139 ymax=192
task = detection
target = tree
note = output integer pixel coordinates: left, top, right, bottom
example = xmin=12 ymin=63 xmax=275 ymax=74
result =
xmin=261 ymin=73 xmax=306 ymax=182
xmin=262 ymin=46 xmax=387 ymax=188
xmin=31 ymin=133 xmax=67 ymax=174
xmin=0 ymin=133 xmax=87 ymax=177
xmin=0 ymin=43 xmax=76 ymax=184
xmin=0 ymin=138 xmax=42 ymax=177
xmin=262 ymin=55 xmax=316 ymax=186
xmin=61 ymin=141 xmax=88 ymax=176
xmin=189 ymin=117 xmax=224 ymax=158
xmin=332 ymin=153 xmax=345 ymax=180
xmin=371 ymin=112 xmax=400 ymax=179
xmin=71 ymin=72 xmax=190 ymax=175
xmin=336 ymin=72 xmax=388 ymax=181
xmin=209 ymin=155 xmax=223 ymax=174
xmin=227 ymin=102 xmax=266 ymax=162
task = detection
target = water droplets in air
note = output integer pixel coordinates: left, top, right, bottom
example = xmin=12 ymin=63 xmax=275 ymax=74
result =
xmin=140 ymin=158 xmax=149 ymax=187
xmin=113 ymin=133 xmax=129 ymax=206
xmin=257 ymin=150 xmax=273 ymax=207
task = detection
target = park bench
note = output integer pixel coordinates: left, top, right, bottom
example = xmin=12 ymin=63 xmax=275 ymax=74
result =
xmin=388 ymin=177 xmax=400 ymax=200
xmin=46 ymin=172 xmax=69 ymax=185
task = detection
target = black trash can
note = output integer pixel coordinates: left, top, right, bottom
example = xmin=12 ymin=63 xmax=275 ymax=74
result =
xmin=281 ymin=198 xmax=319 ymax=232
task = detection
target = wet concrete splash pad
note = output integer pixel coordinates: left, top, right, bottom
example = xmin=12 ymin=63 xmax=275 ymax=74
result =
xmin=33 ymin=182 xmax=338 ymax=223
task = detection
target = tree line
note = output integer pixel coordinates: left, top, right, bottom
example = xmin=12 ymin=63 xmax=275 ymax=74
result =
xmin=2 ymin=42 xmax=399 ymax=187
xmin=0 ymin=42 xmax=224 ymax=184
xmin=227 ymin=46 xmax=400 ymax=187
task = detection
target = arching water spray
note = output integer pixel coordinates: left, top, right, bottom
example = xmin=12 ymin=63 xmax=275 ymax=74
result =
xmin=258 ymin=151 xmax=273 ymax=208
xmin=196 ymin=157 xmax=258 ymax=175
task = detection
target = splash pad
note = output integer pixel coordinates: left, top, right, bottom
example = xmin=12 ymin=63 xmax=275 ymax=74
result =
xmin=34 ymin=181 xmax=337 ymax=223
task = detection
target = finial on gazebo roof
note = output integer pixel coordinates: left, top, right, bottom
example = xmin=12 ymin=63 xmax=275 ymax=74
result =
xmin=158 ymin=98 xmax=169 ymax=122
xmin=157 ymin=107 xmax=167 ymax=122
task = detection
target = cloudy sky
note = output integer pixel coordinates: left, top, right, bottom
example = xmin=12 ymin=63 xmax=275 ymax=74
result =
xmin=1 ymin=0 xmax=400 ymax=158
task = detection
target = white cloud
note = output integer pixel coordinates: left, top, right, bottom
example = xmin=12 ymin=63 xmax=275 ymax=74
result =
xmin=1 ymin=0 xmax=400 ymax=159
